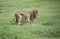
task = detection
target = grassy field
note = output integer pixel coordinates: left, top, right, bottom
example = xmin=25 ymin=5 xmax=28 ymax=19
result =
xmin=0 ymin=0 xmax=60 ymax=39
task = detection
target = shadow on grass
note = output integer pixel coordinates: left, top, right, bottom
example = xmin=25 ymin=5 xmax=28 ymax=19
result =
xmin=42 ymin=22 xmax=56 ymax=26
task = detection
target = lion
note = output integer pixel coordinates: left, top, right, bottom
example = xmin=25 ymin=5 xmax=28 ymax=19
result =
xmin=14 ymin=9 xmax=38 ymax=25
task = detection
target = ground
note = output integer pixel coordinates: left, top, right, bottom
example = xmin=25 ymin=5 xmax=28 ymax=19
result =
xmin=0 ymin=0 xmax=60 ymax=39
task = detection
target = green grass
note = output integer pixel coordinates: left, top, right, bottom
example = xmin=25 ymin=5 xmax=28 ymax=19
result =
xmin=0 ymin=0 xmax=60 ymax=39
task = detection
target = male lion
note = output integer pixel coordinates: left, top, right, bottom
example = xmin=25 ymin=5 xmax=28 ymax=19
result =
xmin=15 ymin=9 xmax=38 ymax=25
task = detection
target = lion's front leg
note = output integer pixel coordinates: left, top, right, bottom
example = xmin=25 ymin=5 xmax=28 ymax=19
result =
xmin=30 ymin=19 xmax=35 ymax=24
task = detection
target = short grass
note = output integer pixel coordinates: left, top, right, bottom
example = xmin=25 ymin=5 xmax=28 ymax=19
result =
xmin=0 ymin=0 xmax=60 ymax=39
